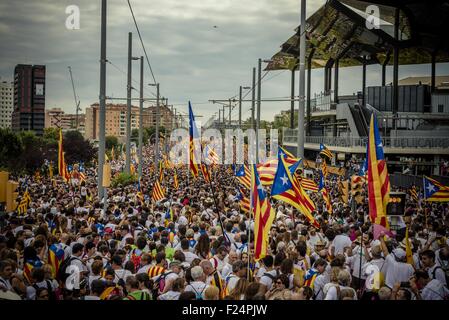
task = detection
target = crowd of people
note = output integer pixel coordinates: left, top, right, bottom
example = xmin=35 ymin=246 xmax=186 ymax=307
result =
xmin=0 ymin=145 xmax=448 ymax=301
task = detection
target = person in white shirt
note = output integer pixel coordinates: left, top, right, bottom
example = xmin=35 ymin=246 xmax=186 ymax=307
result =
xmin=224 ymin=260 xmax=246 ymax=293
xmin=312 ymin=259 xmax=330 ymax=300
xmin=110 ymin=255 xmax=133 ymax=285
xmin=331 ymin=227 xmax=352 ymax=256
xmin=210 ymin=246 xmax=228 ymax=273
xmin=119 ymin=225 xmax=133 ymax=249
xmin=26 ymin=268 xmax=59 ymax=300
xmin=380 ymin=240 xmax=415 ymax=289
xmin=136 ymin=254 xmax=153 ymax=274
xmin=420 ymin=250 xmax=448 ymax=287
xmin=0 ymin=260 xmax=14 ymax=292
xmin=181 ymin=239 xmax=199 ymax=264
xmin=324 ymin=269 xmax=357 ymax=300
xmin=67 ymin=243 xmax=88 ymax=277
xmin=307 ymin=227 xmax=325 ymax=249
xmin=154 ymin=260 xmax=182 ymax=294
xmin=221 ymin=251 xmax=238 ymax=279
xmin=411 ymin=270 xmax=449 ymax=300
xmin=158 ymin=278 xmax=185 ymax=300
xmin=346 ymin=235 xmax=370 ymax=288
xmin=258 ymin=255 xmax=279 ymax=293
xmin=184 ymin=266 xmax=209 ymax=299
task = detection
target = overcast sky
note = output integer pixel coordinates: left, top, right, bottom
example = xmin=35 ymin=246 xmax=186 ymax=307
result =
xmin=1 ymin=0 xmax=448 ymax=124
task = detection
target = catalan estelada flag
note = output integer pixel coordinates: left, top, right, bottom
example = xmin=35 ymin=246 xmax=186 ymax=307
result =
xmin=423 ymin=176 xmax=449 ymax=202
xmin=236 ymin=164 xmax=251 ymax=189
xmin=250 ymin=164 xmax=275 ymax=261
xmin=257 ymin=147 xmax=301 ymax=186
xmin=188 ymin=102 xmax=200 ymax=179
xmin=164 ymin=206 xmax=174 ymax=227
xmin=318 ymin=170 xmax=332 ymax=214
xmin=319 ymin=143 xmax=333 ymax=160
xmin=23 ymin=258 xmax=43 ymax=284
xmin=205 ymin=144 xmax=220 ymax=165
xmin=48 ymin=243 xmax=65 ymax=278
xmin=152 ymin=180 xmax=165 ymax=202
xmin=58 ymin=129 xmax=70 ymax=182
xmin=367 ymin=114 xmax=390 ymax=228
xmin=271 ymin=150 xmax=319 ymax=229
xmin=235 ymin=188 xmax=250 ymax=213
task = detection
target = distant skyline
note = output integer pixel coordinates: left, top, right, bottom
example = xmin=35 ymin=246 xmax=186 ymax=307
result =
xmin=1 ymin=0 xmax=449 ymax=124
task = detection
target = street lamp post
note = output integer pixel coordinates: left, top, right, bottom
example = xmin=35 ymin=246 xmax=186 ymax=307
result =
xmin=138 ymin=56 xmax=144 ymax=181
xmin=256 ymin=58 xmax=262 ymax=163
xmin=239 ymin=86 xmax=251 ymax=128
xmin=98 ymin=0 xmax=107 ymax=201
xmin=149 ymin=83 xmax=160 ymax=165
xmin=297 ymin=0 xmax=307 ymax=160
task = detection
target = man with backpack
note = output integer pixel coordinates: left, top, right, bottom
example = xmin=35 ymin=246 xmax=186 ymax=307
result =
xmin=258 ymin=255 xmax=279 ymax=293
xmin=184 ymin=266 xmax=209 ymax=300
xmin=225 ymin=260 xmax=246 ymax=293
xmin=127 ymin=236 xmax=147 ymax=270
xmin=152 ymin=260 xmax=182 ymax=297
xmin=420 ymin=250 xmax=448 ymax=288
xmin=26 ymin=267 xmax=58 ymax=300
xmin=59 ymin=243 xmax=87 ymax=287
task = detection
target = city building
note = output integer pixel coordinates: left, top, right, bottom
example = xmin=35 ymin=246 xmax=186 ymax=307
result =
xmin=84 ymin=103 xmax=140 ymax=142
xmin=142 ymin=104 xmax=175 ymax=129
xmin=266 ymin=0 xmax=449 ymax=176
xmin=45 ymin=107 xmax=85 ymax=134
xmin=11 ymin=64 xmax=46 ymax=135
xmin=0 ymin=80 xmax=14 ymax=129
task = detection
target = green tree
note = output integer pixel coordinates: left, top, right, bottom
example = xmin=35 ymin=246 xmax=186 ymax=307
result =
xmin=16 ymin=131 xmax=47 ymax=174
xmin=64 ymin=130 xmax=97 ymax=164
xmin=105 ymin=135 xmax=119 ymax=150
xmin=43 ymin=127 xmax=60 ymax=144
xmin=0 ymin=128 xmax=23 ymax=171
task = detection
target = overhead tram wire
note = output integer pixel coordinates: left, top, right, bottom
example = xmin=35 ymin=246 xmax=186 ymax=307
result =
xmin=107 ymin=59 xmax=158 ymax=98
xmin=127 ymin=0 xmax=157 ymax=86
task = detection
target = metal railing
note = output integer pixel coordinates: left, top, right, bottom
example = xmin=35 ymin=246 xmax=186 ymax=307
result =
xmin=282 ymin=129 xmax=449 ymax=149
xmin=310 ymin=93 xmax=334 ymax=113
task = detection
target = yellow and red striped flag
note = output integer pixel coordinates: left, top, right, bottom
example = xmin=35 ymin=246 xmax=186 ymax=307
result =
xmin=367 ymin=114 xmax=390 ymax=228
xmin=298 ymin=177 xmax=319 ymax=192
xmin=200 ymin=164 xmax=211 ymax=183
xmin=173 ymin=170 xmax=179 ymax=190
xmin=58 ymin=129 xmax=70 ymax=182
xmin=250 ymin=164 xmax=275 ymax=261
xmin=158 ymin=161 xmax=164 ymax=183
xmin=321 ymin=161 xmax=328 ymax=178
xmin=152 ymin=180 xmax=165 ymax=202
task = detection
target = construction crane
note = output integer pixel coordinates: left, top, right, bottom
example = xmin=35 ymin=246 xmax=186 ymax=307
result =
xmin=68 ymin=66 xmax=81 ymax=129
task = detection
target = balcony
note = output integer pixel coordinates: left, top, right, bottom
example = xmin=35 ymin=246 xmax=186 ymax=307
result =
xmin=282 ymin=128 xmax=449 ymax=155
